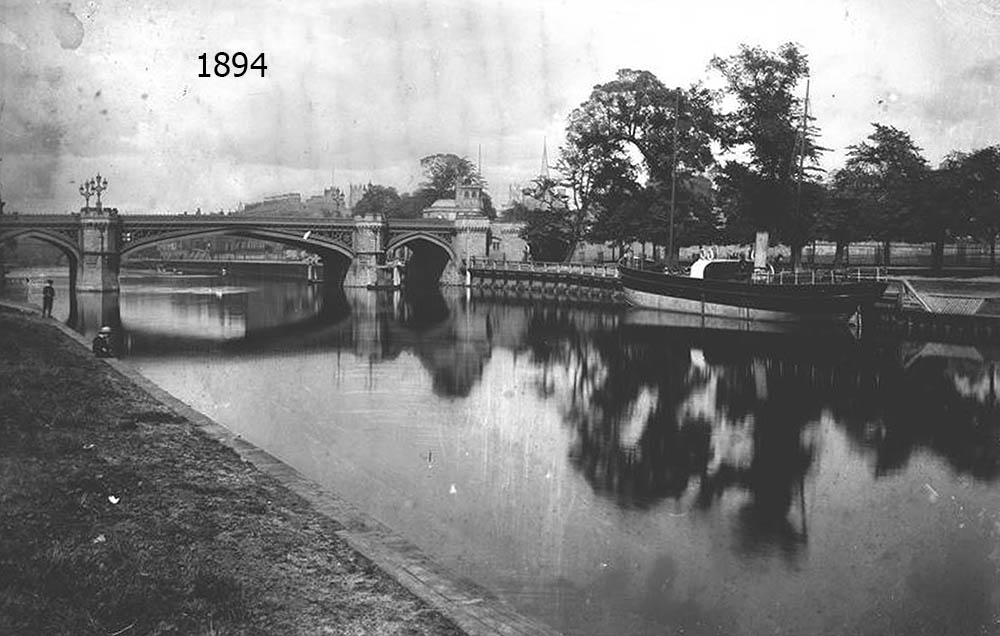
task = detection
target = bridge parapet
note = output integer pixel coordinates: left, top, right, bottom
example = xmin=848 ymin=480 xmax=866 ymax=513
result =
xmin=0 ymin=213 xmax=490 ymax=290
xmin=0 ymin=214 xmax=83 ymax=254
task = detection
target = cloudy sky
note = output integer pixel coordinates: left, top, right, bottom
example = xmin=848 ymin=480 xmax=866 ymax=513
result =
xmin=1 ymin=0 xmax=999 ymax=214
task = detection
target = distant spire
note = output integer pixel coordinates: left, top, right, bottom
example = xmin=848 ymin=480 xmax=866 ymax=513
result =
xmin=478 ymin=144 xmax=482 ymax=175
xmin=541 ymin=137 xmax=549 ymax=179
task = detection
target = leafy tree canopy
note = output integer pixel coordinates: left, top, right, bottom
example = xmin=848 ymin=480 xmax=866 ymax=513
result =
xmin=517 ymin=175 xmax=580 ymax=261
xmin=390 ymin=190 xmax=438 ymax=219
xmin=419 ymin=153 xmax=484 ymax=194
xmin=566 ymin=69 xmax=717 ymax=183
xmin=352 ymin=184 xmax=400 ymax=218
xmin=842 ymin=123 xmax=929 ymax=240
xmin=845 ymin=123 xmax=928 ymax=184
xmin=711 ymin=43 xmax=821 ymax=232
xmin=560 ymin=69 xmax=719 ymax=259
xmin=940 ymin=146 xmax=1000 ymax=241
xmin=519 ymin=207 xmax=576 ymax=262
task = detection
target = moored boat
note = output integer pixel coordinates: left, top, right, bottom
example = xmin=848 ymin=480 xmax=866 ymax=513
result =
xmin=619 ymin=254 xmax=888 ymax=324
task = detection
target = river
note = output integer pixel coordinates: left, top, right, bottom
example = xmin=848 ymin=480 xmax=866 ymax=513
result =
xmin=5 ymin=269 xmax=1000 ymax=636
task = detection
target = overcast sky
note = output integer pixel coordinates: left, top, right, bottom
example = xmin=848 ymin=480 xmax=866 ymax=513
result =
xmin=1 ymin=0 xmax=999 ymax=214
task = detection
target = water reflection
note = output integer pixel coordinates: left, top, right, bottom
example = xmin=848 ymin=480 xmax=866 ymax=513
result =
xmin=523 ymin=324 xmax=843 ymax=559
xmin=838 ymin=341 xmax=1000 ymax=480
xmin=59 ymin=277 xmax=1000 ymax=514
xmin=95 ymin=280 xmax=493 ymax=399
xmin=518 ymin=310 xmax=1000 ymax=561
xmin=12 ymin=274 xmax=1000 ymax=504
xmin=7 ymin=272 xmax=1000 ymax=636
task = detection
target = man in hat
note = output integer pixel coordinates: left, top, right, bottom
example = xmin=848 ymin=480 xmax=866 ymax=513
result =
xmin=41 ymin=280 xmax=55 ymax=317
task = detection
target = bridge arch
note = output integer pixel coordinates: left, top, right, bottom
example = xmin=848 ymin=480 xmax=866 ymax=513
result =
xmin=1 ymin=228 xmax=82 ymax=321
xmin=385 ymin=231 xmax=458 ymax=287
xmin=120 ymin=227 xmax=356 ymax=286
xmin=1 ymin=228 xmax=83 ymax=265
xmin=120 ymin=227 xmax=355 ymax=261
xmin=385 ymin=231 xmax=456 ymax=261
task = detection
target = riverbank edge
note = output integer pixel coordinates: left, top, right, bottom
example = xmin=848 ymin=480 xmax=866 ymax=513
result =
xmin=0 ymin=299 xmax=561 ymax=636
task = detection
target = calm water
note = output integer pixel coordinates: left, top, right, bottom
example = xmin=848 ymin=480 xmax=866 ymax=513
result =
xmin=6 ymin=270 xmax=1000 ymax=636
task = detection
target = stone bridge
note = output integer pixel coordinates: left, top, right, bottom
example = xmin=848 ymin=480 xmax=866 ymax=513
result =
xmin=0 ymin=208 xmax=495 ymax=293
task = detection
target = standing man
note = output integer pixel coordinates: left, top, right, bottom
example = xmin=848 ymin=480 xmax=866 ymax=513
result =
xmin=41 ymin=279 xmax=55 ymax=317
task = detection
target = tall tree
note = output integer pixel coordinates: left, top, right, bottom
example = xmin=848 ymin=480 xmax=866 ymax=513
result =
xmin=839 ymin=123 xmax=929 ymax=265
xmin=517 ymin=175 xmax=578 ymax=262
xmin=555 ymin=143 xmax=617 ymax=259
xmin=949 ymin=146 xmax=1000 ymax=270
xmin=711 ymin=43 xmax=821 ymax=267
xmin=819 ymin=168 xmax=869 ymax=267
xmin=923 ymin=158 xmax=969 ymax=271
xmin=519 ymin=133 xmax=634 ymax=263
xmin=561 ymin=69 xmax=718 ymax=261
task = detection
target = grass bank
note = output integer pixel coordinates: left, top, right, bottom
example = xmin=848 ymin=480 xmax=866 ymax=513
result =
xmin=0 ymin=309 xmax=463 ymax=636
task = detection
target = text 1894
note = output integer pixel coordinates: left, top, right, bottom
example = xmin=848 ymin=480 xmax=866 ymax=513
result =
xmin=198 ymin=52 xmax=267 ymax=78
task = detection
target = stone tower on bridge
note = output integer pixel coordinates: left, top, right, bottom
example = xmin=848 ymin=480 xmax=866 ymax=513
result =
xmin=78 ymin=206 xmax=121 ymax=292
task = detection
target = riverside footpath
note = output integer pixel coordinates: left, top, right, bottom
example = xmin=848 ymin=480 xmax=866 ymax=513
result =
xmin=0 ymin=306 xmax=555 ymax=636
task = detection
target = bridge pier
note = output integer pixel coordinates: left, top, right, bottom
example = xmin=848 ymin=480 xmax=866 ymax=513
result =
xmin=448 ymin=217 xmax=490 ymax=286
xmin=78 ymin=211 xmax=121 ymax=292
xmin=343 ymin=219 xmax=382 ymax=288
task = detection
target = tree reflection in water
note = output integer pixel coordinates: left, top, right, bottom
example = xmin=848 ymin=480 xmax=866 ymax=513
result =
xmin=400 ymin=288 xmax=492 ymax=399
xmin=115 ymin=279 xmax=1000 ymax=556
xmin=518 ymin=305 xmax=1000 ymax=561
xmin=837 ymin=342 xmax=1000 ymax=480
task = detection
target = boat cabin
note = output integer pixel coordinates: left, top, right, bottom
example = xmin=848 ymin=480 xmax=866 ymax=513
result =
xmin=689 ymin=256 xmax=752 ymax=281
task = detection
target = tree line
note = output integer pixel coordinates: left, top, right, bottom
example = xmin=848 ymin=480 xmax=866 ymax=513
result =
xmin=512 ymin=43 xmax=1000 ymax=270
xmin=352 ymin=153 xmax=496 ymax=220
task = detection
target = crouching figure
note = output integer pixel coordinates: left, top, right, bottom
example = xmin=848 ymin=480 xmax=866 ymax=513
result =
xmin=92 ymin=326 xmax=116 ymax=358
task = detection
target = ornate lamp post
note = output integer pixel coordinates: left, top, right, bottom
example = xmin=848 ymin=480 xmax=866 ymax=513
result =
xmin=79 ymin=174 xmax=109 ymax=213
xmin=93 ymin=173 xmax=107 ymax=212
xmin=79 ymin=179 xmax=94 ymax=210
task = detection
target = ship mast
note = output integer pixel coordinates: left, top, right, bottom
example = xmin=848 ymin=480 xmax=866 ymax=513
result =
xmin=754 ymin=77 xmax=811 ymax=273
xmin=668 ymin=87 xmax=680 ymax=268
xmin=789 ymin=78 xmax=810 ymax=270
xmin=793 ymin=78 xmax=811 ymax=228
xmin=0 ymin=98 xmax=5 ymax=215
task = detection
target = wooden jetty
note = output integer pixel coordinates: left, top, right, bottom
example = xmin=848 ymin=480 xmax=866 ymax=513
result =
xmin=466 ymin=257 xmax=620 ymax=297
xmin=872 ymin=277 xmax=1000 ymax=342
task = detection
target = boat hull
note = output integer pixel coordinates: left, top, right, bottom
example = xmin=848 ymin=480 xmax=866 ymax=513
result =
xmin=620 ymin=265 xmax=887 ymax=324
